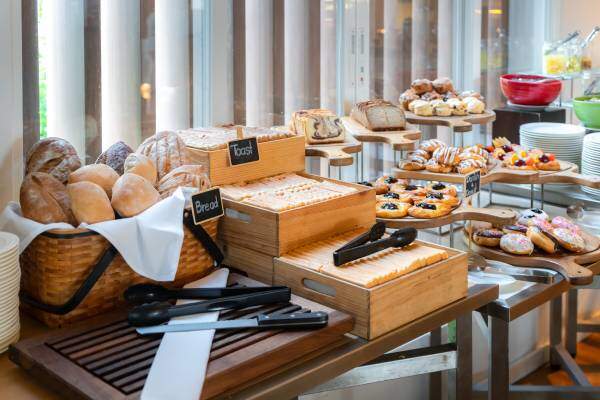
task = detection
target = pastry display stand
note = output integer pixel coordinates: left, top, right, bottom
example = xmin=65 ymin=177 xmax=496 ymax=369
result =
xmin=404 ymin=109 xmax=496 ymax=147
xmin=342 ymin=117 xmax=421 ymax=181
xmin=305 ymin=135 xmax=363 ymax=179
xmin=474 ymin=260 xmax=600 ymax=400
xmin=5 ymin=277 xmax=499 ymax=400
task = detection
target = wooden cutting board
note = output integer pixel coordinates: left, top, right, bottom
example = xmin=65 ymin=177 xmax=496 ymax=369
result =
xmin=342 ymin=117 xmax=421 ymax=151
xmin=9 ymin=274 xmax=353 ymax=400
xmin=404 ymin=109 xmax=496 ymax=133
xmin=305 ymin=134 xmax=363 ymax=167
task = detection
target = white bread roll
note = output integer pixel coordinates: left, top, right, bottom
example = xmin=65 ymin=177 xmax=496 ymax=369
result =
xmin=68 ymin=164 xmax=119 ymax=197
xmin=67 ymin=181 xmax=115 ymax=225
xmin=111 ymin=173 xmax=160 ymax=217
xmin=123 ymin=153 xmax=157 ymax=185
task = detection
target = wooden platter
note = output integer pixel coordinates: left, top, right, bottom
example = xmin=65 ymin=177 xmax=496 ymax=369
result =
xmin=379 ymin=205 xmax=516 ymax=229
xmin=305 ymin=134 xmax=362 ymax=167
xmin=537 ymin=161 xmax=600 ymax=188
xmin=341 ymin=116 xmax=421 ymax=151
xmin=404 ymin=109 xmax=496 ymax=133
xmin=463 ymin=228 xmax=599 ymax=285
xmin=9 ymin=274 xmax=353 ymax=400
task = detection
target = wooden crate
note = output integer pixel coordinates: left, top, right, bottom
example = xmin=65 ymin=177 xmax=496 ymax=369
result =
xmin=274 ymin=241 xmax=467 ymax=339
xmin=218 ymin=174 xmax=376 ymax=257
xmin=222 ymin=242 xmax=275 ymax=285
xmin=187 ymin=135 xmax=306 ymax=186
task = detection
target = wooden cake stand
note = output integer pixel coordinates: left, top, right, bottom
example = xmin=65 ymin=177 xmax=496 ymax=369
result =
xmin=463 ymin=228 xmax=599 ymax=285
xmin=379 ymin=206 xmax=516 ymax=230
xmin=305 ymin=135 xmax=363 ymax=167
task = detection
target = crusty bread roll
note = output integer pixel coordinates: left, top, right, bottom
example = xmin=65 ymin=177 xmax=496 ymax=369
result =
xmin=25 ymin=137 xmax=82 ymax=183
xmin=137 ymin=131 xmax=190 ymax=180
xmin=67 ymin=181 xmax=115 ymax=225
xmin=96 ymin=141 xmax=133 ymax=175
xmin=68 ymin=164 xmax=119 ymax=197
xmin=20 ymin=172 xmax=76 ymax=225
xmin=123 ymin=153 xmax=157 ymax=185
xmin=157 ymin=165 xmax=211 ymax=199
xmin=111 ymin=173 xmax=160 ymax=217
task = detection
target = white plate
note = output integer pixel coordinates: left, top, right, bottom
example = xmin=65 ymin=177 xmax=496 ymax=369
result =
xmin=520 ymin=122 xmax=586 ymax=135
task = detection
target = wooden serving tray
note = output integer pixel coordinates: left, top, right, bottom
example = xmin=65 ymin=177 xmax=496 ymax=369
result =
xmin=404 ymin=109 xmax=496 ymax=133
xmin=342 ymin=117 xmax=421 ymax=151
xmin=305 ymin=134 xmax=362 ymax=167
xmin=378 ymin=205 xmax=516 ymax=229
xmin=219 ymin=173 xmax=375 ymax=257
xmin=463 ymin=228 xmax=599 ymax=285
xmin=186 ymin=135 xmax=306 ymax=186
xmin=9 ymin=274 xmax=354 ymax=400
xmin=275 ymin=236 xmax=467 ymax=339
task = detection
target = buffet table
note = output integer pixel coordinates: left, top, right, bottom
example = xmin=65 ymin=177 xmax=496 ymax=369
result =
xmin=3 ymin=283 xmax=499 ymax=400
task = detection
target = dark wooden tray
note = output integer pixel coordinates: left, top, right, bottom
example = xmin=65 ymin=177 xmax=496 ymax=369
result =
xmin=9 ymin=274 xmax=353 ymax=399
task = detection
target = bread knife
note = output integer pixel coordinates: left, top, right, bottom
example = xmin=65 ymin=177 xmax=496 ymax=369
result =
xmin=136 ymin=311 xmax=329 ymax=335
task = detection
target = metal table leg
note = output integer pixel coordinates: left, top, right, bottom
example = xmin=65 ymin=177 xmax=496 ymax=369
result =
xmin=489 ymin=183 xmax=493 ymax=206
xmin=457 ymin=312 xmax=473 ymax=400
xmin=541 ymin=184 xmax=545 ymax=209
xmin=566 ymin=289 xmax=578 ymax=357
xmin=549 ymin=294 xmax=563 ymax=368
xmin=429 ymin=328 xmax=443 ymax=400
xmin=489 ymin=316 xmax=509 ymax=400
xmin=449 ymin=223 xmax=455 ymax=248
xmin=530 ymin=184 xmax=534 ymax=208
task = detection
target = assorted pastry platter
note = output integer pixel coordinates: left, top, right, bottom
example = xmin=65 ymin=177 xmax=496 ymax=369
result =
xmin=465 ymin=209 xmax=599 ymax=285
xmin=361 ymin=177 xmax=516 ymax=229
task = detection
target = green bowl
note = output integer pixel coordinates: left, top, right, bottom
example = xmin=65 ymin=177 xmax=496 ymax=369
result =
xmin=573 ymin=96 xmax=600 ymax=129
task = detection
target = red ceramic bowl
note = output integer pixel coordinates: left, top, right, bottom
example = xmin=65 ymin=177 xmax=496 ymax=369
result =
xmin=500 ymin=74 xmax=562 ymax=106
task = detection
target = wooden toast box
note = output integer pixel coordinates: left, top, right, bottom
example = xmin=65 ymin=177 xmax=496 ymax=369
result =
xmin=273 ymin=233 xmax=468 ymax=339
xmin=219 ymin=173 xmax=376 ymax=257
xmin=222 ymin=242 xmax=276 ymax=284
xmin=186 ymin=134 xmax=306 ymax=186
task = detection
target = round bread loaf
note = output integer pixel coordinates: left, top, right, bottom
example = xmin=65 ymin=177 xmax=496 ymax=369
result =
xmin=96 ymin=141 xmax=134 ymax=175
xmin=20 ymin=172 xmax=76 ymax=225
xmin=157 ymin=165 xmax=210 ymax=199
xmin=67 ymin=181 xmax=115 ymax=225
xmin=123 ymin=153 xmax=157 ymax=185
xmin=68 ymin=164 xmax=119 ymax=197
xmin=25 ymin=137 xmax=82 ymax=183
xmin=111 ymin=173 xmax=160 ymax=217
xmin=137 ymin=131 xmax=190 ymax=180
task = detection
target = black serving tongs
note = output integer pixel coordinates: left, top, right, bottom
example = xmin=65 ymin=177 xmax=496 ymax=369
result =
xmin=127 ymin=286 xmax=291 ymax=327
xmin=333 ymin=222 xmax=418 ymax=266
xmin=124 ymin=283 xmax=289 ymax=305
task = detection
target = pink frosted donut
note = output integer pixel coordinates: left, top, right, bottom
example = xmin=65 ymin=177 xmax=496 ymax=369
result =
xmin=500 ymin=233 xmax=534 ymax=255
xmin=551 ymin=216 xmax=580 ymax=234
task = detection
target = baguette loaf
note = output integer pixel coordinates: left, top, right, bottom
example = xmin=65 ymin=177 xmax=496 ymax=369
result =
xmin=20 ymin=172 xmax=76 ymax=225
xmin=289 ymin=109 xmax=345 ymax=144
xmin=68 ymin=164 xmax=119 ymax=197
xmin=350 ymin=100 xmax=406 ymax=131
xmin=111 ymin=173 xmax=160 ymax=217
xmin=67 ymin=181 xmax=115 ymax=224
xmin=25 ymin=137 xmax=82 ymax=183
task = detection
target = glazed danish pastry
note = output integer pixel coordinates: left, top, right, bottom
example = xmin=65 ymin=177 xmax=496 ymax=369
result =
xmin=401 ymin=158 xmax=427 ymax=171
xmin=376 ymin=191 xmax=413 ymax=204
xmin=414 ymin=192 xmax=460 ymax=207
xmin=499 ymin=233 xmax=534 ymax=255
xmin=473 ymin=228 xmax=504 ymax=247
xmin=425 ymin=160 xmax=453 ymax=173
xmin=392 ymin=183 xmax=427 ymax=197
xmin=376 ymin=202 xmax=410 ymax=218
xmin=419 ymin=139 xmax=447 ymax=153
xmin=408 ymin=202 xmax=452 ymax=219
xmin=426 ymin=182 xmax=458 ymax=197
xmin=433 ymin=146 xmax=461 ymax=166
xmin=456 ymin=158 xmax=487 ymax=174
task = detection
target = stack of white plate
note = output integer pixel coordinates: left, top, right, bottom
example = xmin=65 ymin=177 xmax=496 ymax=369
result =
xmin=0 ymin=232 xmax=20 ymax=353
xmin=582 ymin=132 xmax=600 ymax=199
xmin=519 ymin=123 xmax=586 ymax=167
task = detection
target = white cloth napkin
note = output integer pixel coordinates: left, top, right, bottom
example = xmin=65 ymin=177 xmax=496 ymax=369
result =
xmin=142 ymin=268 xmax=230 ymax=400
xmin=0 ymin=188 xmax=187 ymax=281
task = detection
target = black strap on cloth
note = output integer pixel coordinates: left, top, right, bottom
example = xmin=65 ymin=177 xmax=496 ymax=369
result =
xmin=182 ymin=211 xmax=224 ymax=267
xmin=22 ymin=213 xmax=223 ymax=315
xmin=20 ymin=245 xmax=118 ymax=315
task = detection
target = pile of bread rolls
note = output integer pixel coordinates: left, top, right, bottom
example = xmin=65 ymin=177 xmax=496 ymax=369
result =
xmin=20 ymin=132 xmax=210 ymax=226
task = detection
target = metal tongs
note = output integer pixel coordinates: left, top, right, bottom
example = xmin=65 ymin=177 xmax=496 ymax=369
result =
xmin=126 ymin=284 xmax=291 ymax=327
xmin=333 ymin=222 xmax=417 ymax=266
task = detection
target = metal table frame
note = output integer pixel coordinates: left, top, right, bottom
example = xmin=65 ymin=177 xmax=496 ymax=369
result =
xmin=476 ymin=262 xmax=600 ymax=400
xmin=214 ymin=284 xmax=499 ymax=400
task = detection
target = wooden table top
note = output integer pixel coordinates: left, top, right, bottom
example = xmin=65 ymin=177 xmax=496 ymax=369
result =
xmin=2 ymin=284 xmax=498 ymax=400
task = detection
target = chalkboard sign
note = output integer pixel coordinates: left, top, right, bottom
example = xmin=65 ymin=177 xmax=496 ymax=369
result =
xmin=191 ymin=188 xmax=224 ymax=225
xmin=228 ymin=137 xmax=260 ymax=166
xmin=464 ymin=170 xmax=481 ymax=198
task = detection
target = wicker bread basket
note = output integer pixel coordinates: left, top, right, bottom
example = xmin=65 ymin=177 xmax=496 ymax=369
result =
xmin=20 ymin=218 xmax=218 ymax=327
